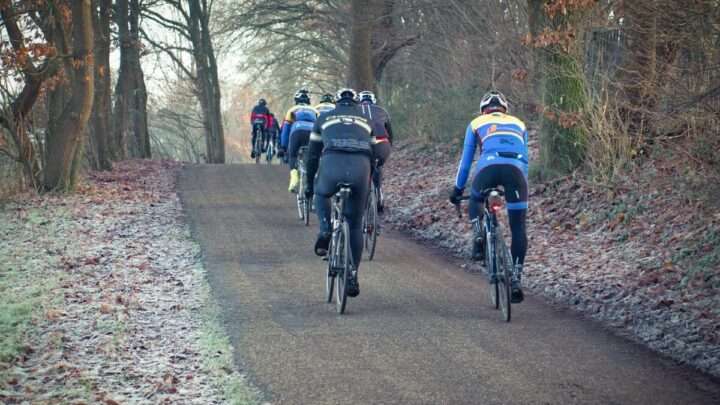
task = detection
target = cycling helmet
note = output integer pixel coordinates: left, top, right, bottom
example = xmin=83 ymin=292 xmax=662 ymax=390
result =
xmin=294 ymin=89 xmax=310 ymax=105
xmin=320 ymin=93 xmax=335 ymax=104
xmin=336 ymin=88 xmax=357 ymax=102
xmin=258 ymin=98 xmax=267 ymax=106
xmin=480 ymin=90 xmax=509 ymax=113
xmin=358 ymin=90 xmax=376 ymax=104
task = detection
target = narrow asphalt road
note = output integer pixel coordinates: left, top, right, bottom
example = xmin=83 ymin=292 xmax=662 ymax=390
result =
xmin=179 ymin=164 xmax=720 ymax=405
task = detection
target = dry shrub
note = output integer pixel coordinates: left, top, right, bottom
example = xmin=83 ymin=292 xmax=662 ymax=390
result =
xmin=581 ymin=79 xmax=638 ymax=185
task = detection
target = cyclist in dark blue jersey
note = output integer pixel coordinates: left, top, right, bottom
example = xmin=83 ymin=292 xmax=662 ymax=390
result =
xmin=449 ymin=90 xmax=529 ymax=303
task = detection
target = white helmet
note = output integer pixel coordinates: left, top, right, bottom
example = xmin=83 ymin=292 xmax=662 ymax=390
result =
xmin=479 ymin=90 xmax=509 ymax=113
xmin=336 ymin=87 xmax=357 ymax=102
xmin=358 ymin=90 xmax=376 ymax=104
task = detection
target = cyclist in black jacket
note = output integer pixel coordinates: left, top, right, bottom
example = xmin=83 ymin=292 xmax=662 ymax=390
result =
xmin=304 ymin=88 xmax=378 ymax=298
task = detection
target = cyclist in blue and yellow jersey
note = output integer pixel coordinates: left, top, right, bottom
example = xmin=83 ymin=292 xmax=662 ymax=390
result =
xmin=358 ymin=90 xmax=393 ymax=213
xmin=314 ymin=93 xmax=336 ymax=114
xmin=280 ymin=89 xmax=318 ymax=192
xmin=449 ymin=90 xmax=529 ymax=303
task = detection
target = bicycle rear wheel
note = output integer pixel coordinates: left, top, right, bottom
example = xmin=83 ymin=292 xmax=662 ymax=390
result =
xmin=254 ymin=134 xmax=262 ymax=164
xmin=335 ymin=221 xmax=351 ymax=314
xmin=496 ymin=235 xmax=512 ymax=322
xmin=325 ymin=232 xmax=337 ymax=303
xmin=303 ymin=180 xmax=310 ymax=226
xmin=487 ymin=234 xmax=500 ymax=310
xmin=364 ymin=186 xmax=378 ymax=260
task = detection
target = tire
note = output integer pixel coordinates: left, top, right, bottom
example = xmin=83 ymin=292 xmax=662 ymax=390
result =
xmin=497 ymin=235 xmax=512 ymax=322
xmin=296 ymin=170 xmax=305 ymax=221
xmin=335 ymin=221 xmax=351 ymax=314
xmin=325 ymin=232 xmax=336 ymax=303
xmin=254 ymin=133 xmax=262 ymax=164
xmin=303 ymin=195 xmax=310 ymax=226
xmin=364 ymin=186 xmax=378 ymax=260
xmin=487 ymin=230 xmax=500 ymax=310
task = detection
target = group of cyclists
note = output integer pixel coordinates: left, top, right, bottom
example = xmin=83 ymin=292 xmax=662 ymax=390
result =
xmin=248 ymin=87 xmax=528 ymax=304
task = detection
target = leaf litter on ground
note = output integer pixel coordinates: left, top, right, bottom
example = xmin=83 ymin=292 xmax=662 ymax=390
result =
xmin=0 ymin=160 xmax=262 ymax=404
xmin=382 ymin=141 xmax=720 ymax=378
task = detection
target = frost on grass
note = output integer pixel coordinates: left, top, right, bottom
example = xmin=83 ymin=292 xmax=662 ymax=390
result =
xmin=383 ymin=142 xmax=720 ymax=377
xmin=0 ymin=160 xmax=260 ymax=404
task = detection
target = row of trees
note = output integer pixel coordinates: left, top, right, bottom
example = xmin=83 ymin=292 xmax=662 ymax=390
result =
xmin=0 ymin=0 xmax=226 ymax=192
xmin=2 ymin=0 xmax=718 ymax=193
xmin=227 ymin=0 xmax=719 ymax=186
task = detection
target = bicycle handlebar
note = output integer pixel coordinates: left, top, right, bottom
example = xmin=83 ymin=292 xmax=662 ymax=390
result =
xmin=452 ymin=195 xmax=471 ymax=219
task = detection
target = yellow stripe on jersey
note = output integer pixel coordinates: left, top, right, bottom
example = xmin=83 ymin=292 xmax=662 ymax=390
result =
xmin=470 ymin=112 xmax=526 ymax=132
xmin=284 ymin=105 xmax=319 ymax=123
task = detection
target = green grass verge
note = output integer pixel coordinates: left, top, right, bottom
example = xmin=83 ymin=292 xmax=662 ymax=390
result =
xmin=0 ymin=208 xmax=61 ymax=364
xmin=195 ymin=267 xmax=263 ymax=405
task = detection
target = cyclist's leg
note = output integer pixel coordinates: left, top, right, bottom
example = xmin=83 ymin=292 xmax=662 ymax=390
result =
xmin=469 ymin=165 xmax=501 ymax=260
xmin=288 ymin=129 xmax=310 ymax=170
xmin=342 ymin=155 xmax=371 ymax=270
xmin=251 ymin=126 xmax=257 ymax=151
xmin=313 ymin=155 xmax=341 ymax=255
xmin=500 ymin=165 xmax=528 ymax=266
xmin=372 ymin=141 xmax=391 ymax=189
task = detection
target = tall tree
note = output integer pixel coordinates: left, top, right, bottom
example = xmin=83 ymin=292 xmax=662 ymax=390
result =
xmin=188 ymin=0 xmax=225 ymax=163
xmin=43 ymin=0 xmax=95 ymax=190
xmin=527 ymin=0 xmax=591 ymax=176
xmin=349 ymin=0 xmax=375 ymax=91
xmin=89 ymin=0 xmax=113 ymax=170
xmin=113 ymin=0 xmax=150 ymax=160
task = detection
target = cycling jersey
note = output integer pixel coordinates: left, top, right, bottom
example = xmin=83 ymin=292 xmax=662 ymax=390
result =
xmin=314 ymin=102 xmax=335 ymax=114
xmin=250 ymin=104 xmax=271 ymax=129
xmin=455 ymin=112 xmax=529 ymax=191
xmin=360 ymin=103 xmax=393 ymax=143
xmin=280 ymin=104 xmax=318 ymax=149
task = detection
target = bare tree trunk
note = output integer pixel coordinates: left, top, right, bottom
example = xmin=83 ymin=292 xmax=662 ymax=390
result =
xmin=112 ymin=0 xmax=130 ymax=160
xmin=90 ymin=0 xmax=113 ymax=170
xmin=44 ymin=0 xmax=95 ymax=191
xmin=189 ymin=0 xmax=225 ymax=163
xmin=349 ymin=0 xmax=375 ymax=91
xmin=129 ymin=0 xmax=150 ymax=158
xmin=528 ymin=0 xmax=588 ymax=176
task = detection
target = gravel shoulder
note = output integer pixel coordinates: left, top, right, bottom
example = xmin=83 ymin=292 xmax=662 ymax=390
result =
xmin=0 ymin=160 xmax=260 ymax=404
xmin=382 ymin=142 xmax=720 ymax=378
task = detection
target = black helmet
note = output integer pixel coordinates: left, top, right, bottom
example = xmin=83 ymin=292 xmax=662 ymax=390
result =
xmin=336 ymin=88 xmax=357 ymax=102
xmin=294 ymin=89 xmax=310 ymax=104
xmin=479 ymin=90 xmax=509 ymax=113
xmin=258 ymin=98 xmax=267 ymax=106
xmin=320 ymin=93 xmax=335 ymax=104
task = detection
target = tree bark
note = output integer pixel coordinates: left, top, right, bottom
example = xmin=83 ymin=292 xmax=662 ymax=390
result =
xmin=528 ymin=0 xmax=588 ymax=176
xmin=188 ymin=0 xmax=225 ymax=163
xmin=44 ymin=0 xmax=95 ymax=191
xmin=112 ymin=0 xmax=130 ymax=160
xmin=129 ymin=0 xmax=150 ymax=158
xmin=349 ymin=0 xmax=375 ymax=92
xmin=90 ymin=0 xmax=113 ymax=170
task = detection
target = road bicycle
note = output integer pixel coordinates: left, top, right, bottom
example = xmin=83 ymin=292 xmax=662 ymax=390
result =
xmin=252 ymin=120 xmax=265 ymax=164
xmin=363 ymin=178 xmax=380 ymax=261
xmin=296 ymin=147 xmax=310 ymax=226
xmin=455 ymin=189 xmax=514 ymax=322
xmin=325 ymin=184 xmax=355 ymax=314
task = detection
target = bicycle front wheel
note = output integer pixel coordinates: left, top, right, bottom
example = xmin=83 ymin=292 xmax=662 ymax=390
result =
xmin=335 ymin=221 xmax=351 ymax=314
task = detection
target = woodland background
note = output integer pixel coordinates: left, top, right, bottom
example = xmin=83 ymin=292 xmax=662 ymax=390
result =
xmin=0 ymin=0 xmax=718 ymax=198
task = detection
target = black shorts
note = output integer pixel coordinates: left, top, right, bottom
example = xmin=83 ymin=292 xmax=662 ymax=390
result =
xmin=470 ymin=164 xmax=528 ymax=210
